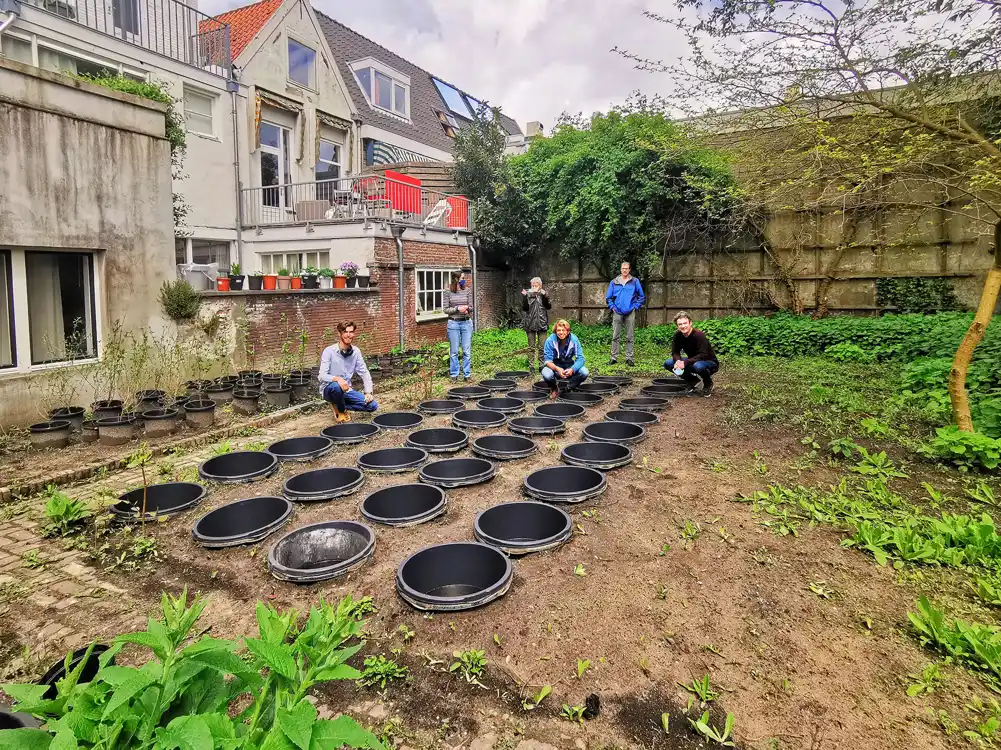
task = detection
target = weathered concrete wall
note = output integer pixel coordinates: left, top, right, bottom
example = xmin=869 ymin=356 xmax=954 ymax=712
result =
xmin=0 ymin=58 xmax=175 ymax=425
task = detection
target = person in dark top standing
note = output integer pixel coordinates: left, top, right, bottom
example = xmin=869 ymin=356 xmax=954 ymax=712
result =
xmin=664 ymin=311 xmax=719 ymax=397
xmin=521 ymin=276 xmax=551 ymax=372
xmin=442 ymin=271 xmax=473 ymax=382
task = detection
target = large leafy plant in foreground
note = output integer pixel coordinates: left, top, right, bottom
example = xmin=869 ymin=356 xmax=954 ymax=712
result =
xmin=0 ymin=589 xmax=383 ymax=750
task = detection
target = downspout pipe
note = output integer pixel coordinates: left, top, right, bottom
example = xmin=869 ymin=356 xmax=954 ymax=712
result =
xmin=227 ymin=79 xmax=243 ymax=269
xmin=468 ymin=236 xmax=479 ymax=331
xmin=0 ymin=10 xmax=19 ymax=38
xmin=392 ymin=225 xmax=406 ymax=350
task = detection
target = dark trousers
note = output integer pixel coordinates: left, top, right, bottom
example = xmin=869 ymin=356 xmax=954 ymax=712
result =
xmin=664 ymin=358 xmax=718 ymax=388
xmin=526 ymin=330 xmax=546 ymax=371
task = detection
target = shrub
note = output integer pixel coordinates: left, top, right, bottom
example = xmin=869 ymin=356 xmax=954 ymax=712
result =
xmin=824 ymin=342 xmax=874 ymax=363
xmin=159 ymin=279 xmax=201 ymax=321
xmin=928 ymin=426 xmax=1001 ymax=471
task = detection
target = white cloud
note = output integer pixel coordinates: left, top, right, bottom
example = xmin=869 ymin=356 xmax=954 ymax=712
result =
xmin=204 ymin=0 xmax=685 ymax=130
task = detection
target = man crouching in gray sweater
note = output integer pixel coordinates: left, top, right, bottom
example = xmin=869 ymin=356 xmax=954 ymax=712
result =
xmin=318 ymin=321 xmax=378 ymax=422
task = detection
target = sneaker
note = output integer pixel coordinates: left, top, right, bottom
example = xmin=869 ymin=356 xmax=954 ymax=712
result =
xmin=450 ymin=377 xmax=458 ymax=384
xmin=626 ymin=359 xmax=634 ymax=367
xmin=548 ymin=389 xmax=558 ymax=400
xmin=608 ymin=358 xmax=617 ymax=365
xmin=702 ymin=382 xmax=714 ymax=398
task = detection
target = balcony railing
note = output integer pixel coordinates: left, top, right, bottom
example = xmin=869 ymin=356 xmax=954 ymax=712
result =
xmin=22 ymin=0 xmax=231 ymax=75
xmin=241 ymin=175 xmax=472 ymax=231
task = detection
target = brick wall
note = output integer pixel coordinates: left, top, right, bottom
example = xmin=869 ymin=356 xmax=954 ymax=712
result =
xmin=207 ymin=237 xmax=511 ymax=368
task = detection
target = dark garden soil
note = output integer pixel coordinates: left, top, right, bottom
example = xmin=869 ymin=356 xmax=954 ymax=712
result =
xmin=65 ymin=382 xmax=983 ymax=749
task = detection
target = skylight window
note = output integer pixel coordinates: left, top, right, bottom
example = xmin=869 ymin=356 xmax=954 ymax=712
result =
xmin=351 ymin=59 xmax=410 ymax=118
xmin=432 ymin=78 xmax=472 ymax=119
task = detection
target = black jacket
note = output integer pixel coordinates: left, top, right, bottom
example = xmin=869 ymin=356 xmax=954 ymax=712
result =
xmin=522 ymin=291 xmax=551 ymax=332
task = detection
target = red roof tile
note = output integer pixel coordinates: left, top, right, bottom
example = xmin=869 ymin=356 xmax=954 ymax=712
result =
xmin=215 ymin=0 xmax=284 ymax=61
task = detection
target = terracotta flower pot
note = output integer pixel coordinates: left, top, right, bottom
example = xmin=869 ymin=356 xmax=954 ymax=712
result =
xmin=277 ymin=276 xmax=291 ymax=290
xmin=263 ymin=274 xmax=278 ymax=290
xmin=334 ymin=275 xmax=347 ymax=289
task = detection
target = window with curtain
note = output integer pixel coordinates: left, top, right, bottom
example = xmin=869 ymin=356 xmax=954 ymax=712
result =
xmin=0 ymin=252 xmax=14 ymax=368
xmin=191 ymin=240 xmax=230 ymax=267
xmin=416 ymin=268 xmax=451 ymax=318
xmin=25 ymin=251 xmax=96 ymax=365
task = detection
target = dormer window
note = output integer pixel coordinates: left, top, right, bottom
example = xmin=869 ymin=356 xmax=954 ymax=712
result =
xmin=350 ymin=58 xmax=410 ymax=119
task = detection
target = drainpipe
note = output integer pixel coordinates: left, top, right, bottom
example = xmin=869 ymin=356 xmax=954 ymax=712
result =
xmin=391 ymin=225 xmax=406 ymax=350
xmin=0 ymin=10 xmax=19 ymax=39
xmin=467 ymin=235 xmax=479 ymax=331
xmin=227 ymin=80 xmax=243 ymax=269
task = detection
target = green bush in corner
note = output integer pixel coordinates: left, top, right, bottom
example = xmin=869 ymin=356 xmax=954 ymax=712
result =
xmin=159 ymin=279 xmax=201 ymax=321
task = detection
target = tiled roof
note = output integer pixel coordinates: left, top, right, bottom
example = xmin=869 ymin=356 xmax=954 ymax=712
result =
xmin=216 ymin=0 xmax=284 ymax=61
xmin=314 ymin=11 xmax=521 ymax=158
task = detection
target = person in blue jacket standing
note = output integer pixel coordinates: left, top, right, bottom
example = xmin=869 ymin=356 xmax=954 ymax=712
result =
xmin=541 ymin=319 xmax=589 ymax=398
xmin=606 ymin=261 xmax=645 ymax=366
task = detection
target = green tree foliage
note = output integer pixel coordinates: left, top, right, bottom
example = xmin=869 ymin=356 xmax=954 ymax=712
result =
xmin=453 ymin=103 xmax=738 ymax=276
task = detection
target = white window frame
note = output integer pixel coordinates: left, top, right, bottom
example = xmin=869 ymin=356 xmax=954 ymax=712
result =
xmin=182 ymin=86 xmax=215 ymax=137
xmin=258 ymin=251 xmax=330 ymax=275
xmin=349 ymin=57 xmax=410 ymax=120
xmin=287 ymin=34 xmax=316 ymax=91
xmin=25 ymin=34 xmax=147 ymax=80
xmin=0 ymin=248 xmax=104 ymax=376
xmin=316 ymin=138 xmax=342 ymax=179
xmin=415 ymin=267 xmax=458 ymax=321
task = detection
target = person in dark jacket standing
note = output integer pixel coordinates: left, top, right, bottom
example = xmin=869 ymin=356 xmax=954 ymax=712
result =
xmin=664 ymin=311 xmax=719 ymax=397
xmin=606 ymin=261 xmax=645 ymax=366
xmin=521 ymin=276 xmax=551 ymax=371
xmin=443 ymin=271 xmax=473 ymax=382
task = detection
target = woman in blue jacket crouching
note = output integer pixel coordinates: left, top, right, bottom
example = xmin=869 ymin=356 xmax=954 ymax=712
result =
xmin=541 ymin=319 xmax=589 ymax=398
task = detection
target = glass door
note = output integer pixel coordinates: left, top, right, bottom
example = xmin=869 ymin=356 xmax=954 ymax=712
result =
xmin=260 ymin=122 xmax=291 ymax=222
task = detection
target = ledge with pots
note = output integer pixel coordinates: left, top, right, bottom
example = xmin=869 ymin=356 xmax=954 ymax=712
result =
xmin=198 ymin=287 xmax=379 ymax=298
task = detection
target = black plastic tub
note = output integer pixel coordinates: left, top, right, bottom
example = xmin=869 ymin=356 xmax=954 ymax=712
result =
xmin=110 ymin=482 xmax=206 ymax=522
xmin=406 ymin=428 xmax=469 ymax=454
xmin=447 ymin=386 xmax=492 ymax=400
xmin=396 ymin=542 xmax=512 ymax=611
xmin=91 ymin=399 xmax=124 ymax=421
xmin=577 ymin=382 xmax=619 ymax=395
xmin=606 ymin=409 xmax=660 ymax=425
xmin=559 ymin=391 xmax=603 ymax=406
xmin=478 ymin=378 xmax=518 ymax=392
xmin=583 ymin=421 xmax=647 ymax=445
xmin=136 ymin=389 xmax=166 ymax=411
xmin=0 ymin=705 xmax=40 ymax=729
xmin=506 ymin=389 xmax=548 ymax=404
xmin=641 ymin=384 xmax=691 ymax=397
xmin=418 ymin=399 xmax=466 ymax=415
xmin=593 ymin=375 xmax=633 ymax=387
xmin=321 ymin=422 xmax=380 ymax=445
xmin=192 ymin=496 xmax=293 ymax=548
xmin=523 ymin=466 xmax=607 ymax=504
xmin=186 ymin=379 xmax=212 ymax=393
xmin=268 ymin=521 xmax=375 ymax=583
xmin=651 ymin=376 xmax=686 ymax=386
xmin=283 ymin=467 xmax=365 ymax=502
xmin=267 ymin=436 xmax=334 ymax=462
xmin=452 ymin=409 xmax=507 ymax=430
xmin=508 ymin=416 xmax=566 ymax=436
xmin=471 ymin=434 xmax=538 ymax=461
xmin=38 ymin=644 xmax=111 ymax=699
xmin=141 ymin=408 xmax=178 ymax=438
xmin=373 ymin=411 xmax=424 ymax=430
xmin=531 ymin=380 xmax=551 ymax=392
xmin=361 ymin=484 xmax=447 ymax=527
xmin=358 ymin=447 xmax=428 ymax=473
xmin=534 ymin=402 xmax=586 ymax=420
xmin=198 ymin=451 xmax=279 ymax=483
xmin=50 ymin=406 xmax=85 ymax=432
xmin=474 ymin=502 xmax=573 ymax=555
xmin=204 ymin=383 xmax=234 ymax=405
xmin=619 ymin=396 xmax=671 ymax=412
xmin=495 ymin=370 xmax=531 ymax=379
xmin=477 ymin=397 xmax=525 ymax=414
xmin=419 ymin=457 xmax=496 ymax=488
xmin=561 ymin=442 xmax=633 ymax=470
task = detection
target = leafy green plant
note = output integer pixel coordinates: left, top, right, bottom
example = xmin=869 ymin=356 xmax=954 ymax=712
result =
xmin=906 ymin=662 xmax=944 ymax=697
xmin=689 ymin=710 xmax=736 ymax=746
xmin=521 ymin=685 xmax=551 ymax=711
xmin=449 ymin=649 xmax=487 ymax=685
xmin=359 ymin=655 xmax=409 ymax=690
xmin=210 ymin=440 xmax=233 ymax=456
xmin=828 ymin=437 xmax=859 ymax=459
xmin=158 ymin=279 xmax=201 ymax=321
xmin=909 ymin=596 xmax=1001 ymax=684
xmin=680 ymin=674 xmax=718 ymax=703
xmin=573 ymin=563 xmax=587 ymax=577
xmin=560 ymin=703 xmax=585 ymax=724
xmin=681 ymin=519 xmax=702 ymax=543
xmin=21 ymin=550 xmax=45 ymax=570
xmin=576 ymin=658 xmax=591 ymax=679
xmin=43 ymin=489 xmax=91 ymax=536
xmin=1 ymin=589 xmax=384 ymax=749
xmin=808 ymin=581 xmax=835 ymax=599
xmin=396 ymin=624 xmax=415 ymax=643
xmin=929 ymin=426 xmax=1001 ymax=471
xmin=852 ymin=448 xmax=907 ymax=481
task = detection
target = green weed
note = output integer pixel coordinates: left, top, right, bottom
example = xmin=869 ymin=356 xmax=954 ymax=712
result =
xmin=359 ymin=655 xmax=409 ymax=690
xmin=449 ymin=649 xmax=487 ymax=685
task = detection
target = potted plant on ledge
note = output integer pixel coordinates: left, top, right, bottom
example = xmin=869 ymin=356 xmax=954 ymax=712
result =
xmin=215 ymin=269 xmax=230 ymax=292
xmin=248 ymin=270 xmax=265 ymax=291
xmin=340 ymin=261 xmax=359 ymax=288
xmin=290 ymin=271 xmax=303 ymax=290
xmin=229 ymin=262 xmax=245 ymax=290
xmin=277 ymin=268 xmax=292 ymax=290
xmin=318 ymin=267 xmax=334 ymax=289
xmin=334 ymin=266 xmax=347 ymax=289
xmin=301 ymin=266 xmax=319 ymax=289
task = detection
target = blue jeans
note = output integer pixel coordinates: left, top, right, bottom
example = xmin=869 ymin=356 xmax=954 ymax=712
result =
xmin=542 ymin=365 xmax=589 ymax=391
xmin=322 ymin=382 xmax=378 ymax=412
xmin=447 ymin=319 xmax=472 ymax=378
xmin=664 ymin=358 xmax=718 ymax=386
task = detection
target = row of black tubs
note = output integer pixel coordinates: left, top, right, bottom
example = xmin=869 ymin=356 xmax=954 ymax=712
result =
xmin=108 ymin=372 xmax=682 ymax=610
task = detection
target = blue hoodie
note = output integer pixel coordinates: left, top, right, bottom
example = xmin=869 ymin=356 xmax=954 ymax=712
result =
xmin=606 ymin=275 xmax=645 ymax=315
xmin=544 ymin=332 xmax=586 ymax=372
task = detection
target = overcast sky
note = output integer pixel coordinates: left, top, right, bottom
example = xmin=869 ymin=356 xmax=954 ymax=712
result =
xmin=206 ymin=0 xmax=683 ymax=132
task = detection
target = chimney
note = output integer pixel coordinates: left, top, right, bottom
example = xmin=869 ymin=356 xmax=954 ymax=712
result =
xmin=526 ymin=121 xmax=544 ymax=138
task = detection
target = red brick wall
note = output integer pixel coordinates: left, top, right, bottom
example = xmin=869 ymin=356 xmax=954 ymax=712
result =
xmin=210 ymin=237 xmax=511 ymax=366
